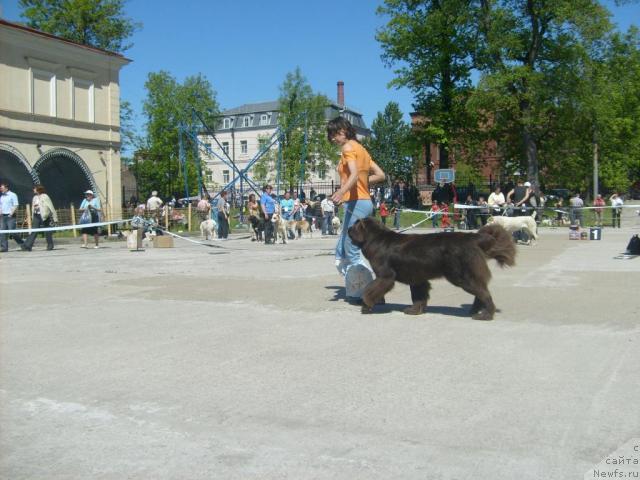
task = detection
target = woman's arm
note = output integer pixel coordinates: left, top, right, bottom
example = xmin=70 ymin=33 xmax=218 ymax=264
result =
xmin=332 ymin=158 xmax=358 ymax=204
xmin=369 ymin=160 xmax=385 ymax=185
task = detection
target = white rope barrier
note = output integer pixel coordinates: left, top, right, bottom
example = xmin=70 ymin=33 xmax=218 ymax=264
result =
xmin=0 ymin=219 xmax=130 ymax=234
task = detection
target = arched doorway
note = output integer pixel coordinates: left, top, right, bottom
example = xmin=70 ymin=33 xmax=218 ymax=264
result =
xmin=33 ymin=148 xmax=98 ymax=208
xmin=0 ymin=144 xmax=38 ymax=203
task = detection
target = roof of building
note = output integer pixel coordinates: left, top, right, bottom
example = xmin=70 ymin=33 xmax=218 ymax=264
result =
xmin=222 ymin=101 xmax=281 ymax=116
xmin=220 ymin=100 xmax=368 ymax=132
xmin=0 ymin=18 xmax=131 ymax=61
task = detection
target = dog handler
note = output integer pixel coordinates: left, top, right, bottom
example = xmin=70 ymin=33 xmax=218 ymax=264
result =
xmin=328 ymin=117 xmax=385 ymax=298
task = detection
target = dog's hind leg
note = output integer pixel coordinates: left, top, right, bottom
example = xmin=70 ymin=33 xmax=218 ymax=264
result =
xmin=404 ymin=282 xmax=431 ymax=315
xmin=362 ymin=272 xmax=395 ymax=314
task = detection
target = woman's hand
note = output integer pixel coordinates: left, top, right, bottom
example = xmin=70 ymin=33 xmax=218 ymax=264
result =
xmin=332 ymin=190 xmax=344 ymax=204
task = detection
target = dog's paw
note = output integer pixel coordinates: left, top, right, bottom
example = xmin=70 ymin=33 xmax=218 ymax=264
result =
xmin=403 ymin=303 xmax=425 ymax=315
xmin=472 ymin=310 xmax=494 ymax=321
xmin=361 ymin=304 xmax=373 ymax=314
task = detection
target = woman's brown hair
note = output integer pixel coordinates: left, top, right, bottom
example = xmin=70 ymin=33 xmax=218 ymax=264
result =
xmin=35 ymin=185 xmax=46 ymax=194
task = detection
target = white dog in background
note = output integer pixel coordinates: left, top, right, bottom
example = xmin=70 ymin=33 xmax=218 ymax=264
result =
xmin=487 ymin=211 xmax=538 ymax=243
xmin=271 ymin=212 xmax=288 ymax=244
xmin=332 ymin=216 xmax=341 ymax=234
xmin=200 ymin=219 xmax=217 ymax=240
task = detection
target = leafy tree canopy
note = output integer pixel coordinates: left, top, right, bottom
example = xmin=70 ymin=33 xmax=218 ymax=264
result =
xmin=19 ymin=0 xmax=140 ymax=53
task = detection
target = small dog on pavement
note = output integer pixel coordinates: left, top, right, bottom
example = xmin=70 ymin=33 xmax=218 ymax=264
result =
xmin=332 ymin=216 xmax=341 ymax=234
xmin=200 ymin=219 xmax=217 ymax=240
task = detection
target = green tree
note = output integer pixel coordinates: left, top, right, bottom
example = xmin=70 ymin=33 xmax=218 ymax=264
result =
xmin=19 ymin=0 xmax=140 ymax=53
xmin=136 ymin=71 xmax=219 ymax=199
xmin=255 ymin=68 xmax=335 ymax=191
xmin=377 ymin=0 xmax=480 ymax=169
xmin=363 ymin=102 xmax=416 ymax=183
xmin=472 ymin=0 xmax=613 ymax=190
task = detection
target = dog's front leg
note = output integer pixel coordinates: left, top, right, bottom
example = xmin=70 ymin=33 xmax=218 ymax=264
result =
xmin=361 ymin=273 xmax=395 ymax=314
xmin=405 ymin=282 xmax=430 ymax=315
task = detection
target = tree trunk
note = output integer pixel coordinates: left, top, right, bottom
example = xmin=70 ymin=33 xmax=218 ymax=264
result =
xmin=523 ymin=127 xmax=539 ymax=189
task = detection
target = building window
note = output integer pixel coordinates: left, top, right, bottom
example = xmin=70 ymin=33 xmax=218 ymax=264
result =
xmin=223 ymin=170 xmax=230 ymax=183
xmin=258 ymin=138 xmax=268 ymax=151
xmin=73 ymin=78 xmax=94 ymax=122
xmin=222 ymin=142 xmax=229 ymax=154
xmin=260 ymin=114 xmax=269 ymax=125
xmin=240 ymin=140 xmax=248 ymax=154
xmin=203 ymin=142 xmax=211 ymax=152
xmin=31 ymin=69 xmax=56 ymax=116
xmin=243 ymin=116 xmax=251 ymax=127
xmin=223 ymin=118 xmax=232 ymax=129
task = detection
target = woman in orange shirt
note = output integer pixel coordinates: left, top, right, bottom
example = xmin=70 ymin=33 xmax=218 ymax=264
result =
xmin=328 ymin=117 xmax=385 ymax=290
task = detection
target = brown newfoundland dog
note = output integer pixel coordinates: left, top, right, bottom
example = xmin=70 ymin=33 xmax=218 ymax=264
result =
xmin=348 ymin=218 xmax=516 ymax=320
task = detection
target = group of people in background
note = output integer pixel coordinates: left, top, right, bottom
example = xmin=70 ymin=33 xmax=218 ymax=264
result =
xmin=0 ymin=181 xmax=101 ymax=252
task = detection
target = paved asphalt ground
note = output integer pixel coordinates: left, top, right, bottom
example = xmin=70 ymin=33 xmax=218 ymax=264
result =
xmin=1 ymin=220 xmax=639 ymax=479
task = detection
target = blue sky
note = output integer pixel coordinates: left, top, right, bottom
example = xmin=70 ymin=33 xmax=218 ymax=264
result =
xmin=2 ymin=0 xmax=639 ymax=145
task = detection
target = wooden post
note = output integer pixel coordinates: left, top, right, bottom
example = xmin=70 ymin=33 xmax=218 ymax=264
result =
xmin=164 ymin=205 xmax=169 ymax=230
xmin=70 ymin=203 xmax=77 ymax=237
xmin=187 ymin=203 xmax=192 ymax=232
xmin=26 ymin=204 xmax=32 ymax=228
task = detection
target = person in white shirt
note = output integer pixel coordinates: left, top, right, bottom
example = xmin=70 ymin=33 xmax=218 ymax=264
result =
xmin=146 ymin=190 xmax=163 ymax=221
xmin=321 ymin=196 xmax=335 ymax=235
xmin=487 ymin=186 xmax=506 ymax=215
xmin=22 ymin=185 xmax=58 ymax=251
xmin=610 ymin=193 xmax=624 ymax=228
xmin=0 ymin=182 xmax=25 ymax=251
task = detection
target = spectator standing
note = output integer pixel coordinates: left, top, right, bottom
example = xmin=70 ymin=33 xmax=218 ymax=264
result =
xmin=507 ymin=180 xmax=532 ymax=216
xmin=392 ymin=198 xmax=401 ymax=230
xmin=79 ymin=190 xmax=101 ymax=248
xmin=292 ymin=191 xmax=302 ymax=221
xmin=321 ymin=196 xmax=335 ymax=235
xmin=569 ymin=193 xmax=584 ymax=226
xmin=280 ymin=191 xmax=294 ymax=221
xmin=464 ymin=194 xmax=477 ymax=230
xmin=431 ymin=201 xmax=440 ymax=228
xmin=146 ymin=190 xmax=163 ymax=222
xmin=216 ymin=190 xmax=229 ymax=239
xmin=610 ymin=193 xmax=623 ymax=228
xmin=379 ymin=201 xmax=389 ymax=226
xmin=488 ymin=186 xmax=506 ymax=215
xmin=477 ymin=196 xmax=489 ymax=225
xmin=196 ymin=194 xmax=211 ymax=221
xmin=22 ymin=185 xmax=58 ymax=251
xmin=260 ymin=185 xmax=276 ymax=244
xmin=593 ymin=194 xmax=605 ymax=226
xmin=0 ymin=182 xmax=25 ymax=251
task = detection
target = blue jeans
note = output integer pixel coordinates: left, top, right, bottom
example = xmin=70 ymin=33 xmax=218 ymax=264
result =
xmin=335 ymin=199 xmax=373 ymax=275
xmin=323 ymin=212 xmax=333 ymax=234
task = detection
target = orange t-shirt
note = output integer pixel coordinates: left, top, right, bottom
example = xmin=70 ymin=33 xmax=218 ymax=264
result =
xmin=337 ymin=141 xmax=376 ymax=201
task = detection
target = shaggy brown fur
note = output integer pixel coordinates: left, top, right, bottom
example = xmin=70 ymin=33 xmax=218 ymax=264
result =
xmin=348 ymin=218 xmax=516 ymax=320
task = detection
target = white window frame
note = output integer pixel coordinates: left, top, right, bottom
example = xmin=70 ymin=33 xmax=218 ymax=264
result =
xmin=240 ymin=140 xmax=248 ymax=154
xmin=223 ymin=118 xmax=232 ymax=129
xmin=222 ymin=142 xmax=229 ymax=154
xmin=71 ymin=77 xmax=95 ymax=123
xmin=30 ymin=68 xmax=57 ymax=117
xmin=243 ymin=116 xmax=251 ymax=127
xmin=260 ymin=114 xmax=269 ymax=125
xmin=223 ymin=170 xmax=230 ymax=183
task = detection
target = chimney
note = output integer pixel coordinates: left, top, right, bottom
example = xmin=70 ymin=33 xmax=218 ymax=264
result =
xmin=337 ymin=81 xmax=344 ymax=107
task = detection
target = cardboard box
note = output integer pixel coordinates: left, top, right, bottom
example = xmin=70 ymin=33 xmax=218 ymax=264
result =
xmin=153 ymin=235 xmax=174 ymax=248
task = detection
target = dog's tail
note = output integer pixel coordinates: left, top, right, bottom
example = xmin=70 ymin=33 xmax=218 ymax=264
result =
xmin=476 ymin=224 xmax=516 ymax=267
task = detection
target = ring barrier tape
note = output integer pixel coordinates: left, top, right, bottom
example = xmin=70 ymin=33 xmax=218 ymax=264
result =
xmin=0 ymin=219 xmax=130 ymax=234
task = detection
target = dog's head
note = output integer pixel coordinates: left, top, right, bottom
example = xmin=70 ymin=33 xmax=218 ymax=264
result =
xmin=348 ymin=217 xmax=379 ymax=248
xmin=271 ymin=213 xmax=281 ymax=224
